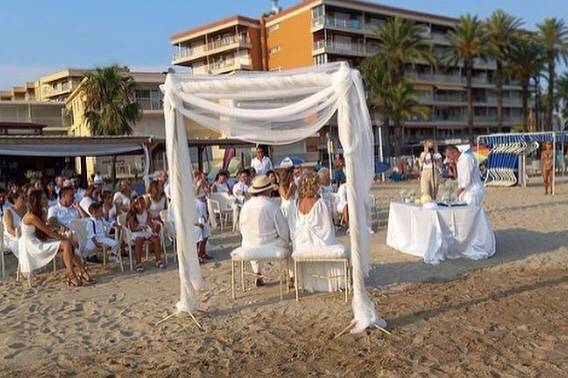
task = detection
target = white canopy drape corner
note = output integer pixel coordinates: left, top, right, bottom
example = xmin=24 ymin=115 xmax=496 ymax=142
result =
xmin=161 ymin=62 xmax=384 ymax=332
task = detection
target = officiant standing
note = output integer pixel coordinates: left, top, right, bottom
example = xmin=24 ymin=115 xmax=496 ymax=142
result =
xmin=445 ymin=145 xmax=485 ymax=206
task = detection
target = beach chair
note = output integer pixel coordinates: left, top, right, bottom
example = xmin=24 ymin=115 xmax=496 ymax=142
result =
xmin=230 ymin=244 xmax=290 ymax=301
xmin=69 ymin=219 xmax=124 ymax=272
xmin=159 ymin=209 xmax=177 ymax=266
xmin=292 ymin=248 xmax=350 ymax=303
xmin=208 ymin=192 xmax=235 ymax=232
xmin=117 ymin=214 xmax=165 ymax=271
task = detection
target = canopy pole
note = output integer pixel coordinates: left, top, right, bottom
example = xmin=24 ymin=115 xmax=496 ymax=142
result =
xmin=378 ymin=126 xmax=385 ymax=182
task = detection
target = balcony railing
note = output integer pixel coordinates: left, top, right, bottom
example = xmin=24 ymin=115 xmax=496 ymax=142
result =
xmin=431 ymin=32 xmax=449 ymax=43
xmin=210 ymin=57 xmax=252 ymax=73
xmin=312 ymin=15 xmax=363 ymax=31
xmin=136 ymin=98 xmax=163 ymax=111
xmin=42 ymin=82 xmax=72 ymax=97
xmin=314 ymin=40 xmax=365 ymax=55
xmin=172 ymin=35 xmax=250 ymax=62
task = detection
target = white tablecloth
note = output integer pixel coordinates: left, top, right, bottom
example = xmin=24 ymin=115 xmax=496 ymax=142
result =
xmin=386 ymin=202 xmax=495 ymax=265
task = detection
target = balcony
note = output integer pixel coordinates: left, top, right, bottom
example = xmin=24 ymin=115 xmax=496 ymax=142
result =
xmin=209 ymin=57 xmax=252 ymax=74
xmin=42 ymin=82 xmax=73 ymax=98
xmin=312 ymin=15 xmax=363 ymax=32
xmin=364 ymin=21 xmax=385 ymax=34
xmin=172 ymin=35 xmax=251 ymax=64
xmin=313 ymin=40 xmax=365 ymax=56
xmin=431 ymin=32 xmax=450 ymax=44
xmin=136 ymin=98 xmax=163 ymax=112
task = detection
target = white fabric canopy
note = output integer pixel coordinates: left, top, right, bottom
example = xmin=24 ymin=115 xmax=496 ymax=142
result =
xmin=0 ymin=143 xmax=143 ymax=157
xmin=161 ymin=62 xmax=384 ymax=332
xmin=386 ymin=202 xmax=496 ymax=264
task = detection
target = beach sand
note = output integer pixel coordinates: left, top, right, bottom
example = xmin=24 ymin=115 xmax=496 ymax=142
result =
xmin=1 ymin=178 xmax=567 ymax=377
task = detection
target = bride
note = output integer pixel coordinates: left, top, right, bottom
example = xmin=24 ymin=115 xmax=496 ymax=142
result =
xmin=19 ymin=189 xmax=94 ymax=287
xmin=288 ymin=173 xmax=347 ymax=292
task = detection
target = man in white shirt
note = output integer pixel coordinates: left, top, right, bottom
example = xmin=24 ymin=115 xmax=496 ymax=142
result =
xmin=232 ymin=170 xmax=250 ymax=206
xmin=239 ymin=175 xmax=289 ymax=286
xmin=445 ymin=145 xmax=485 ymax=206
xmin=251 ymin=147 xmax=273 ymax=176
xmin=47 ymin=186 xmax=80 ymax=230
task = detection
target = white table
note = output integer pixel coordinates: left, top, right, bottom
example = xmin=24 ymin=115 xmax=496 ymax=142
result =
xmin=386 ymin=201 xmax=495 ymax=265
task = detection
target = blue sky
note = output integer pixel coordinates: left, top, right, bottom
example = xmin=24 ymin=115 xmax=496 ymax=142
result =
xmin=0 ymin=0 xmax=566 ymax=88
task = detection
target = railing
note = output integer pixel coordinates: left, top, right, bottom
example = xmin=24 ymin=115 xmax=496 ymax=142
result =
xmin=172 ymin=35 xmax=249 ymax=62
xmin=314 ymin=40 xmax=365 ymax=55
xmin=407 ymin=72 xmax=465 ymax=84
xmin=312 ymin=15 xmax=363 ymax=31
xmin=208 ymin=35 xmax=249 ymax=51
xmin=431 ymin=33 xmax=449 ymax=43
xmin=434 ymin=94 xmax=465 ymax=102
xmin=136 ymin=98 xmax=163 ymax=111
xmin=42 ymin=82 xmax=72 ymax=97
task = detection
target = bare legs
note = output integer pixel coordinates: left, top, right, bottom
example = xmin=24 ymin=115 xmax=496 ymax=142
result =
xmin=341 ymin=205 xmax=349 ymax=226
xmin=60 ymin=240 xmax=93 ymax=286
xmin=134 ymin=236 xmax=162 ymax=270
xmin=543 ymin=169 xmax=552 ymax=194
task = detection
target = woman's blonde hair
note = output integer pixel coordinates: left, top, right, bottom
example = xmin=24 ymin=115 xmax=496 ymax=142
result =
xmin=299 ymin=172 xmax=320 ymax=199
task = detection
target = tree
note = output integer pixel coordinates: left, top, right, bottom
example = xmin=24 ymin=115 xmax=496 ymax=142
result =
xmin=507 ymin=34 xmax=544 ymax=131
xmin=537 ymin=18 xmax=568 ymax=131
xmin=362 ymin=17 xmax=434 ymax=155
xmin=446 ymin=14 xmax=487 ymax=142
xmin=485 ymin=10 xmax=523 ymax=131
xmin=82 ymin=65 xmax=141 ymax=186
xmin=556 ymin=72 xmax=568 ymax=128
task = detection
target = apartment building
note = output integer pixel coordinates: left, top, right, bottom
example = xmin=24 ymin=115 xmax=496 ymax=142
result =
xmin=171 ymin=0 xmax=526 ymax=154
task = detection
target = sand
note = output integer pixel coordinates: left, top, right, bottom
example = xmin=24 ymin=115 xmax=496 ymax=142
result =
xmin=1 ymin=178 xmax=568 ymax=377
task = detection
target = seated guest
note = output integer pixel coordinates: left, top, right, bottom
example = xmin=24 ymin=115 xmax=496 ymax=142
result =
xmin=72 ymin=177 xmax=86 ymax=203
xmin=79 ymin=185 xmax=100 ymax=217
xmin=232 ymin=169 xmax=250 ymax=207
xmin=157 ymin=170 xmax=170 ymax=201
xmin=194 ymin=199 xmax=212 ymax=263
xmin=93 ymin=173 xmax=104 ymax=191
xmin=126 ymin=196 xmax=164 ymax=273
xmin=20 ymin=190 xmax=94 ymax=287
xmin=84 ymin=203 xmax=118 ymax=258
xmin=144 ymin=180 xmax=167 ymax=223
xmin=445 ymin=145 xmax=485 ymax=206
xmin=194 ymin=169 xmax=209 ymax=219
xmin=54 ymin=176 xmax=64 ymax=196
xmin=211 ymin=171 xmax=230 ymax=193
xmin=239 ymin=175 xmax=289 ymax=286
xmin=278 ymin=167 xmax=297 ymax=218
xmin=3 ymin=190 xmax=26 ymax=257
xmin=47 ymin=186 xmax=80 ymax=231
xmin=318 ymin=167 xmax=334 ymax=194
xmin=113 ymin=180 xmax=132 ymax=215
xmin=45 ymin=182 xmax=58 ymax=208
xmin=336 ymin=180 xmax=349 ymax=226
xmin=101 ymin=190 xmax=117 ymax=229
xmin=288 ymin=173 xmax=347 ymax=292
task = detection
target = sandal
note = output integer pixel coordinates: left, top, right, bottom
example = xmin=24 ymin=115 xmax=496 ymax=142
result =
xmin=155 ymin=260 xmax=165 ymax=269
xmin=66 ymin=273 xmax=82 ymax=287
xmin=136 ymin=264 xmax=144 ymax=273
xmin=78 ymin=269 xmax=96 ymax=285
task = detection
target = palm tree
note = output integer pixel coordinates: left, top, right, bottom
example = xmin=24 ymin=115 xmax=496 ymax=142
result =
xmin=507 ymin=34 xmax=544 ymax=131
xmin=557 ymin=72 xmax=568 ymax=128
xmin=537 ymin=18 xmax=568 ymax=130
xmin=446 ymin=14 xmax=487 ymax=142
xmin=485 ymin=10 xmax=523 ymax=131
xmin=83 ymin=65 xmax=141 ymax=186
xmin=362 ymin=17 xmax=434 ymax=154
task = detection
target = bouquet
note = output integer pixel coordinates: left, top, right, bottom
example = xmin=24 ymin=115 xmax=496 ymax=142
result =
xmin=441 ymin=180 xmax=458 ymax=203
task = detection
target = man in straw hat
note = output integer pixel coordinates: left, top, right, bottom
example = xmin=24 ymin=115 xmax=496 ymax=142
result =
xmin=239 ymin=175 xmax=289 ymax=286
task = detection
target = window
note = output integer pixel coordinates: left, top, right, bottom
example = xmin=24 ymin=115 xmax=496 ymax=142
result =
xmin=269 ymin=45 xmax=281 ymax=54
xmin=268 ymin=23 xmax=280 ymax=33
xmin=314 ymin=54 xmax=327 ymax=65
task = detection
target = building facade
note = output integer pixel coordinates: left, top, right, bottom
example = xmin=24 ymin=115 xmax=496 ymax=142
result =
xmin=171 ymin=0 xmax=527 ymax=155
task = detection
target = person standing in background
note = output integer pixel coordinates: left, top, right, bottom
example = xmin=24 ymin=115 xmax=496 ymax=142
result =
xmin=419 ymin=139 xmax=442 ymax=200
xmin=251 ymin=146 xmax=273 ymax=176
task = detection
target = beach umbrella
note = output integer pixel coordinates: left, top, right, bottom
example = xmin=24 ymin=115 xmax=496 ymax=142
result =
xmin=277 ymin=156 xmax=304 ymax=168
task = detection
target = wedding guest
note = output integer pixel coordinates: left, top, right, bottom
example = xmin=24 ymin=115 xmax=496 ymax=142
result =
xmin=239 ymin=175 xmax=289 ymax=286
xmin=267 ymin=170 xmax=280 ymax=197
xmin=83 ymin=203 xmax=118 ymax=258
xmin=157 ymin=170 xmax=171 ymax=200
xmin=318 ymin=167 xmax=334 ymax=194
xmin=54 ymin=176 xmax=64 ymax=196
xmin=145 ymin=180 xmax=167 ymax=222
xmin=101 ymin=190 xmax=117 ymax=228
xmin=194 ymin=169 xmax=209 ymax=220
xmin=336 ymin=180 xmax=349 ymax=225
xmin=20 ymin=190 xmax=93 ymax=287
xmin=288 ymin=173 xmax=347 ymax=292
xmin=419 ymin=139 xmax=442 ymax=200
xmin=232 ymin=169 xmax=250 ymax=206
xmin=47 ymin=186 xmax=80 ymax=231
xmin=445 ymin=145 xmax=485 ymax=206
xmin=45 ymin=182 xmax=58 ymax=208
xmin=72 ymin=177 xmax=86 ymax=203
xmin=541 ymin=141 xmax=554 ymax=195
xmin=79 ymin=185 xmax=100 ymax=217
xmin=113 ymin=180 xmax=132 ymax=215
xmin=3 ymin=190 xmax=26 ymax=257
xmin=194 ymin=198 xmax=212 ymax=263
xmin=278 ymin=167 xmax=296 ymax=218
xmin=333 ymin=155 xmax=346 ymax=183
xmin=251 ymin=146 xmax=273 ymax=176
xmin=211 ymin=171 xmax=231 ymax=193
xmin=126 ymin=196 xmax=163 ymax=273
xmin=32 ymin=180 xmax=44 ymax=191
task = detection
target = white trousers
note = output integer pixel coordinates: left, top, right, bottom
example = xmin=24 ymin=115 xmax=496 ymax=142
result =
xmin=84 ymin=236 xmax=119 ymax=256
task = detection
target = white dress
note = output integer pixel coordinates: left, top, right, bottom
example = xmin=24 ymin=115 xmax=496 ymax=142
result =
xmin=18 ymin=222 xmax=61 ymax=274
xmin=288 ymin=199 xmax=347 ymax=293
xmin=146 ymin=195 xmax=166 ymax=219
xmin=3 ymin=208 xmax=21 ymax=257
xmin=130 ymin=211 xmax=153 ymax=240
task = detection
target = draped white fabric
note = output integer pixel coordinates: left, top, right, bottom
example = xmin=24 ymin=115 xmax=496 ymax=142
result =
xmin=161 ymin=62 xmax=384 ymax=332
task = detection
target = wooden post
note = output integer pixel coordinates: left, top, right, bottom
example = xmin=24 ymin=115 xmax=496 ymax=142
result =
xmin=197 ymin=145 xmax=204 ymax=172
xmin=80 ymin=156 xmax=88 ymax=185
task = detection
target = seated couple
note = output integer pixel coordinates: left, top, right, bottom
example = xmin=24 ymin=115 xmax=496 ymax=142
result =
xmin=238 ymin=174 xmax=347 ymax=292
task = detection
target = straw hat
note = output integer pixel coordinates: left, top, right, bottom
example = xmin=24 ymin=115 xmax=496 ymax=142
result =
xmin=248 ymin=175 xmax=278 ymax=195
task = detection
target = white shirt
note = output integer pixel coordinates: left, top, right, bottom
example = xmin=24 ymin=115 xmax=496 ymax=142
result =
xmin=86 ymin=217 xmax=107 ymax=240
xmin=239 ymin=196 xmax=289 ymax=246
xmin=457 ymin=152 xmax=485 ymax=206
xmin=251 ymin=156 xmax=273 ymax=176
xmin=47 ymin=202 xmax=80 ymax=228
xmin=113 ymin=191 xmax=131 ymax=210
xmin=212 ymin=182 xmax=230 ymax=193
xmin=420 ymin=151 xmax=442 ymax=169
xmin=232 ymin=181 xmax=249 ymax=205
xmin=79 ymin=196 xmax=95 ymax=216
xmin=163 ymin=180 xmax=171 ymax=200
xmin=74 ymin=188 xmax=86 ymax=203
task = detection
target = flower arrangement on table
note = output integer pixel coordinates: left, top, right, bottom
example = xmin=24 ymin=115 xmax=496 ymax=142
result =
xmin=440 ymin=180 xmax=458 ymax=204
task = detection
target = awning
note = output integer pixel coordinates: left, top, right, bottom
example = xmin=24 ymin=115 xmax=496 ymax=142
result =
xmin=0 ymin=135 xmax=153 ymax=157
xmin=435 ymin=85 xmax=466 ymax=91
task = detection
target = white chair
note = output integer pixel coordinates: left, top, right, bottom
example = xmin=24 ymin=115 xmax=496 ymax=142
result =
xmin=117 ymin=214 xmax=165 ymax=271
xmin=292 ymin=248 xmax=351 ymax=302
xmin=208 ymin=192 xmax=236 ymax=232
xmin=159 ymin=209 xmax=177 ymax=267
xmin=230 ymin=244 xmax=290 ymax=301
xmin=69 ymin=218 xmax=124 ymax=272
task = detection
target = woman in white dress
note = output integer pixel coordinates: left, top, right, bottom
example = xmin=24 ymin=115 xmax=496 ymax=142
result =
xmin=278 ymin=167 xmax=297 ymax=218
xmin=288 ymin=173 xmax=347 ymax=293
xmin=194 ymin=169 xmax=210 ymax=220
xmin=126 ymin=196 xmax=163 ymax=273
xmin=19 ymin=190 xmax=94 ymax=287
xmin=145 ymin=180 xmax=167 ymax=221
xmin=3 ymin=190 xmax=26 ymax=257
xmin=113 ymin=180 xmax=132 ymax=215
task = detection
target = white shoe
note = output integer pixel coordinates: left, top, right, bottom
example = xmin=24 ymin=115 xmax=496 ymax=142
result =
xmin=368 ymin=226 xmax=375 ymax=234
